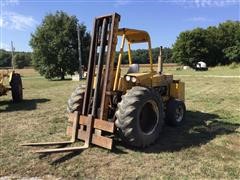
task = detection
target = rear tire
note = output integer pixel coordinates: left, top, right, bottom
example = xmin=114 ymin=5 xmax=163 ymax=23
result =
xmin=10 ymin=73 xmax=23 ymax=103
xmin=67 ymin=85 xmax=85 ymax=113
xmin=165 ymin=99 xmax=186 ymax=126
xmin=115 ymin=86 xmax=164 ymax=148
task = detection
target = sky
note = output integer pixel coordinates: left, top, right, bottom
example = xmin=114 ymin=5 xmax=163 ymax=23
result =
xmin=0 ymin=0 xmax=239 ymax=52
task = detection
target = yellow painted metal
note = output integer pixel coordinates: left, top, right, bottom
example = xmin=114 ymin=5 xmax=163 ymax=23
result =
xmin=112 ymin=28 xmax=185 ymax=105
xmin=118 ymin=72 xmax=154 ymax=91
xmin=127 ymin=42 xmax=132 ymax=65
xmin=170 ymin=81 xmax=185 ymax=101
xmin=117 ymin=28 xmax=150 ymax=43
xmin=0 ymin=72 xmax=3 ymax=84
xmin=0 ymin=70 xmax=14 ymax=96
xmin=113 ymin=34 xmax=126 ymax=91
xmin=117 ymin=77 xmax=132 ymax=92
xmin=148 ymin=40 xmax=154 ymax=72
xmin=152 ymin=74 xmax=165 ymax=87
xmin=117 ymin=28 xmax=153 ymax=71
xmin=8 ymin=71 xmax=13 ymax=83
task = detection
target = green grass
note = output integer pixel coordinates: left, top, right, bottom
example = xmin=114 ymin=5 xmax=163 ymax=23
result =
xmin=0 ymin=66 xmax=240 ymax=179
xmin=161 ymin=65 xmax=240 ymax=76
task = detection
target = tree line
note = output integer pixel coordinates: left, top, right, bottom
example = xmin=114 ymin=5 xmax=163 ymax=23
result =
xmin=0 ymin=11 xmax=239 ymax=80
xmin=172 ymin=20 xmax=240 ymax=67
xmin=0 ymin=49 xmax=32 ymax=68
xmin=116 ymin=47 xmax=173 ymax=64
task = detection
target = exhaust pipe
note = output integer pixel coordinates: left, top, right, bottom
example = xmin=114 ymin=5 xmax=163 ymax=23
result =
xmin=158 ymin=46 xmax=163 ymax=74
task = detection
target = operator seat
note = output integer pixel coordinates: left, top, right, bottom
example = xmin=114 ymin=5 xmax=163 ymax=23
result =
xmin=127 ymin=64 xmax=140 ymax=74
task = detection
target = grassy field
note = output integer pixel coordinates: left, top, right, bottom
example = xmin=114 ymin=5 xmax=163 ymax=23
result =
xmin=0 ymin=66 xmax=240 ymax=179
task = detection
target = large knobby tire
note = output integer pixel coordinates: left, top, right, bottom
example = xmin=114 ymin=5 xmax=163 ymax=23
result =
xmin=115 ymin=86 xmax=164 ymax=148
xmin=10 ymin=73 xmax=23 ymax=103
xmin=165 ymin=99 xmax=186 ymax=126
xmin=67 ymin=85 xmax=85 ymax=113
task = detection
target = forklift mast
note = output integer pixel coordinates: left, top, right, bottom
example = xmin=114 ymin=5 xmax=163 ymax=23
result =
xmin=83 ymin=13 xmax=120 ymax=120
xmin=22 ymin=13 xmax=121 ymax=153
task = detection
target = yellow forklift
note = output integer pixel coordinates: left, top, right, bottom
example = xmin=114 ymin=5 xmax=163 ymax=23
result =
xmin=23 ymin=13 xmax=185 ymax=153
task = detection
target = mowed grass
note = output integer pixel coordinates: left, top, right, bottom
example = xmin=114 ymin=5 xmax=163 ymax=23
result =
xmin=0 ymin=66 xmax=240 ymax=179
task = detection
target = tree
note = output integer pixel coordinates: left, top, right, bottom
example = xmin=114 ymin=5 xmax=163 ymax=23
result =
xmin=0 ymin=49 xmax=32 ymax=68
xmin=30 ymin=11 xmax=90 ymax=80
xmin=218 ymin=21 xmax=240 ymax=64
xmin=13 ymin=53 xmax=32 ymax=69
xmin=172 ymin=28 xmax=209 ymax=67
xmin=172 ymin=20 xmax=240 ymax=67
xmin=0 ymin=49 xmax=12 ymax=67
xmin=223 ymin=42 xmax=240 ymax=63
xmin=115 ymin=47 xmax=173 ymax=64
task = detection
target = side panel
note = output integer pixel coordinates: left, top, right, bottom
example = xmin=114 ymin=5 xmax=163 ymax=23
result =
xmin=170 ymin=81 xmax=185 ymax=101
xmin=8 ymin=71 xmax=13 ymax=83
xmin=152 ymin=74 xmax=173 ymax=87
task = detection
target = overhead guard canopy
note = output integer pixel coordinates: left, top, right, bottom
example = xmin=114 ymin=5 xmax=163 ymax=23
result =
xmin=117 ymin=28 xmax=150 ymax=43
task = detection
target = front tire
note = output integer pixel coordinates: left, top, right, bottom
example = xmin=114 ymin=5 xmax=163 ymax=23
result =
xmin=115 ymin=86 xmax=164 ymax=148
xmin=67 ymin=85 xmax=85 ymax=113
xmin=10 ymin=73 xmax=23 ymax=103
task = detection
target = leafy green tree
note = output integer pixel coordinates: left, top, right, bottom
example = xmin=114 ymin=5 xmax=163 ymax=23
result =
xmin=172 ymin=28 xmax=209 ymax=66
xmin=13 ymin=53 xmax=32 ymax=69
xmin=172 ymin=20 xmax=240 ymax=67
xmin=218 ymin=21 xmax=240 ymax=64
xmin=223 ymin=42 xmax=240 ymax=63
xmin=13 ymin=54 xmax=26 ymax=69
xmin=152 ymin=47 xmax=173 ymax=63
xmin=115 ymin=47 xmax=173 ymax=64
xmin=0 ymin=49 xmax=12 ymax=67
xmin=30 ymin=11 xmax=90 ymax=80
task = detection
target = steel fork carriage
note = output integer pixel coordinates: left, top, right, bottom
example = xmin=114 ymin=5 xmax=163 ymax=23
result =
xmin=22 ymin=13 xmax=121 ymax=153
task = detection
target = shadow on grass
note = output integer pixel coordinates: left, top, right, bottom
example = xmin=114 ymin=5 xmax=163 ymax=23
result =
xmin=50 ymin=151 xmax=83 ymax=165
xmin=50 ymin=78 xmax=72 ymax=81
xmin=115 ymin=110 xmax=240 ymax=153
xmin=37 ymin=110 xmax=240 ymax=164
xmin=0 ymin=98 xmax=50 ymax=112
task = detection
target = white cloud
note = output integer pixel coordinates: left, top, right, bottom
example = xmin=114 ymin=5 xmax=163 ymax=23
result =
xmin=0 ymin=42 xmax=11 ymax=51
xmin=191 ymin=0 xmax=239 ymax=7
xmin=186 ymin=16 xmax=212 ymax=22
xmin=1 ymin=0 xmax=19 ymax=7
xmin=114 ymin=0 xmax=239 ymax=7
xmin=115 ymin=0 xmax=131 ymax=6
xmin=169 ymin=0 xmax=239 ymax=8
xmin=0 ymin=12 xmax=37 ymax=31
xmin=0 ymin=18 xmax=4 ymax=27
xmin=0 ymin=16 xmax=9 ymax=27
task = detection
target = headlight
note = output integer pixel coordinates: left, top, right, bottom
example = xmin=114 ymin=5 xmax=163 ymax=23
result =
xmin=125 ymin=75 xmax=131 ymax=81
xmin=131 ymin=76 xmax=137 ymax=83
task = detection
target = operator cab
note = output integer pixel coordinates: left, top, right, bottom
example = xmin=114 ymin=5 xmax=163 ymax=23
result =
xmin=127 ymin=64 xmax=140 ymax=74
xmin=113 ymin=28 xmax=155 ymax=91
xmin=117 ymin=28 xmax=154 ymax=72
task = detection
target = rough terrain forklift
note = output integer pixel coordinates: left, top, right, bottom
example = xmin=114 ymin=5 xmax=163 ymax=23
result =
xmin=23 ymin=13 xmax=185 ymax=153
xmin=0 ymin=69 xmax=23 ymax=102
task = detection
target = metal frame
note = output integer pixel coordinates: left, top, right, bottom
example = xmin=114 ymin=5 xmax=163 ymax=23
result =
xmin=22 ymin=13 xmax=121 ymax=153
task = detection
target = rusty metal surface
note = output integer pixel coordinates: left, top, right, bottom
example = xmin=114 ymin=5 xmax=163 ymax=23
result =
xmin=82 ymin=18 xmax=98 ymax=116
xmin=67 ymin=114 xmax=114 ymax=149
xmin=21 ymin=141 xmax=72 ymax=146
xmin=92 ymin=18 xmax=108 ymax=117
xmin=68 ymin=114 xmax=115 ymax=133
xmin=21 ymin=13 xmax=121 ymax=153
xmin=100 ymin=13 xmax=120 ymax=120
xmin=65 ymin=129 xmax=113 ymax=150
xmin=34 ymin=146 xmax=89 ymax=153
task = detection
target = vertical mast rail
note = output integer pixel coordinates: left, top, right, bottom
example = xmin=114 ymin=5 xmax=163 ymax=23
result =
xmin=100 ymin=13 xmax=120 ymax=120
xmin=92 ymin=18 xmax=108 ymax=117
